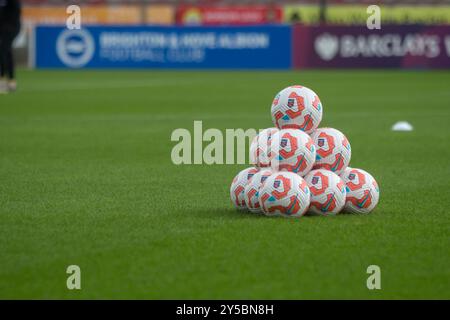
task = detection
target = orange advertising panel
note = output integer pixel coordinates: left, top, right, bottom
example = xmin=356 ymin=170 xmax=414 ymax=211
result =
xmin=23 ymin=5 xmax=142 ymax=25
xmin=146 ymin=4 xmax=175 ymax=25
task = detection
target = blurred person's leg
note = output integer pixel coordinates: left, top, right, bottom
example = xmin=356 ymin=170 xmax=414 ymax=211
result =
xmin=0 ymin=29 xmax=8 ymax=94
xmin=0 ymin=45 xmax=4 ymax=78
xmin=6 ymin=44 xmax=16 ymax=91
xmin=0 ymin=59 xmax=4 ymax=78
xmin=6 ymin=24 xmax=19 ymax=92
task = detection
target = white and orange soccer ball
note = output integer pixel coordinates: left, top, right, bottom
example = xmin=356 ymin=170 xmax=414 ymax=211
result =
xmin=249 ymin=127 xmax=278 ymax=167
xmin=271 ymin=85 xmax=323 ymax=134
xmin=311 ymin=127 xmax=351 ymax=175
xmin=304 ymin=169 xmax=346 ymax=216
xmin=230 ymin=167 xmax=259 ymax=211
xmin=244 ymin=168 xmax=273 ymax=213
xmin=258 ymin=171 xmax=311 ymax=217
xmin=340 ymin=167 xmax=380 ymax=214
xmin=269 ymin=129 xmax=316 ymax=176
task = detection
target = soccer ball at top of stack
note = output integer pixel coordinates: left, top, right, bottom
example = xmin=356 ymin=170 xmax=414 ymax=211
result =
xmin=230 ymin=85 xmax=380 ymax=217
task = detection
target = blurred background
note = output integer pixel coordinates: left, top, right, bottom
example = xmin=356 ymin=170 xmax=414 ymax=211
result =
xmin=16 ymin=0 xmax=450 ymax=69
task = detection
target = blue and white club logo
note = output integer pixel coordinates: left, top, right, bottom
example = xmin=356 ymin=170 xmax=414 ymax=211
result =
xmin=56 ymin=29 xmax=95 ymax=68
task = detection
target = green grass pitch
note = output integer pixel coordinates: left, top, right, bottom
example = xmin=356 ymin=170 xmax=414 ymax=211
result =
xmin=0 ymin=69 xmax=449 ymax=299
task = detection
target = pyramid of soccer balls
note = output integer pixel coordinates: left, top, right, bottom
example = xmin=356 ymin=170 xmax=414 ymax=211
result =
xmin=230 ymin=85 xmax=380 ymax=217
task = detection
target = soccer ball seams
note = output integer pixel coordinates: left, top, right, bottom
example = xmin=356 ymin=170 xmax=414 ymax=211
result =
xmin=250 ymin=128 xmax=278 ymax=168
xmin=286 ymin=91 xmax=306 ymax=117
xmin=347 ymin=189 xmax=373 ymax=209
xmin=310 ymin=193 xmax=337 ymax=213
xmin=246 ymin=187 xmax=259 ymax=210
xmin=270 ymin=129 xmax=316 ymax=176
xmin=299 ymin=114 xmax=314 ymax=132
xmin=271 ymin=174 xmax=291 ymax=200
xmin=273 ymin=110 xmax=285 ymax=129
xmin=340 ymin=168 xmax=380 ymax=214
xmin=233 ymin=185 xmax=245 ymax=207
xmin=312 ymin=95 xmax=322 ymax=111
xmin=259 ymin=172 xmax=310 ymax=217
xmin=305 ymin=169 xmax=346 ymax=215
xmin=244 ymin=169 xmax=273 ymax=213
xmin=272 ymin=93 xmax=280 ymax=107
xmin=309 ymin=171 xmax=329 ymax=196
xmin=230 ymin=167 xmax=259 ymax=210
xmin=279 ymin=133 xmax=297 ymax=159
xmin=265 ymin=195 xmax=301 ymax=215
xmin=271 ymin=86 xmax=323 ymax=134
xmin=346 ymin=169 xmax=366 ymax=191
xmin=279 ymin=154 xmax=308 ymax=173
xmin=316 ymin=132 xmax=335 ymax=159
xmin=312 ymin=128 xmax=351 ymax=175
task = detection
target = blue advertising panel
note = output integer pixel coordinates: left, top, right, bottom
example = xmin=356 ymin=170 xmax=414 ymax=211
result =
xmin=34 ymin=25 xmax=292 ymax=69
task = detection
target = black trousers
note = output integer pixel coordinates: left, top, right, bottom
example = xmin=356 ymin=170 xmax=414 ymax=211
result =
xmin=0 ymin=23 xmax=20 ymax=80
